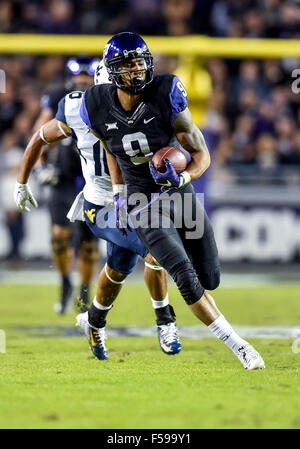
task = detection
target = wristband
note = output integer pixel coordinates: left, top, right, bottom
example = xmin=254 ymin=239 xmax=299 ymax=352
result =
xmin=15 ymin=181 xmax=27 ymax=189
xmin=178 ymin=171 xmax=191 ymax=188
xmin=112 ymin=184 xmax=125 ymax=195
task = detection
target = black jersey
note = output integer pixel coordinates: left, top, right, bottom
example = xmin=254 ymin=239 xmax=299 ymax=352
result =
xmin=41 ymin=86 xmax=83 ymax=184
xmin=81 ymin=74 xmax=188 ymax=195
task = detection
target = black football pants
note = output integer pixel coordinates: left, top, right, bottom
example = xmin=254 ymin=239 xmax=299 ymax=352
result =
xmin=132 ymin=183 xmax=221 ymax=305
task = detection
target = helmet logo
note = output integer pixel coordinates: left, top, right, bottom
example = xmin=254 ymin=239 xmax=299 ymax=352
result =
xmin=103 ymin=44 xmax=110 ymax=57
xmin=122 ymin=47 xmax=144 ymax=58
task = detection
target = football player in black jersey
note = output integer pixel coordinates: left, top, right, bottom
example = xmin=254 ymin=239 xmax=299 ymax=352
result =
xmin=80 ymin=32 xmax=265 ymax=370
xmin=34 ymin=57 xmax=100 ymax=314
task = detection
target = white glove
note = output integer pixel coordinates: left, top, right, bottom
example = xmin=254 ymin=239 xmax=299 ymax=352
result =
xmin=14 ymin=182 xmax=38 ymax=212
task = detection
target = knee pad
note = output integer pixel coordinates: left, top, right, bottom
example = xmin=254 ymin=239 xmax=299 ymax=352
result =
xmin=51 ymin=237 xmax=70 ymax=255
xmin=169 ymin=259 xmax=204 ymax=305
xmin=200 ymin=268 xmax=221 ymax=291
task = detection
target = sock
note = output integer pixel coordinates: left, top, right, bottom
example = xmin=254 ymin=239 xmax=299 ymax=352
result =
xmin=80 ymin=284 xmax=90 ymax=306
xmin=208 ymin=314 xmax=248 ymax=354
xmin=88 ymin=297 xmax=112 ymax=329
xmin=152 ymin=294 xmax=175 ymax=325
xmin=61 ymin=274 xmax=72 ymax=306
xmin=62 ymin=274 xmax=71 ymax=290
xmin=151 ymin=293 xmax=169 ymax=309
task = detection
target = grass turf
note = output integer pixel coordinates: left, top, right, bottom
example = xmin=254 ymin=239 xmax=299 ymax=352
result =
xmin=0 ymin=282 xmax=300 ymax=429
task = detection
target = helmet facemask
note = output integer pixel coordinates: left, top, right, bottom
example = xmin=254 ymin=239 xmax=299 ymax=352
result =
xmin=105 ymin=51 xmax=154 ymax=94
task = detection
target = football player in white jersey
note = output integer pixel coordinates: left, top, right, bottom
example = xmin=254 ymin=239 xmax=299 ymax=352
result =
xmin=14 ymin=61 xmax=182 ymax=361
xmin=34 ymin=57 xmax=101 ymax=314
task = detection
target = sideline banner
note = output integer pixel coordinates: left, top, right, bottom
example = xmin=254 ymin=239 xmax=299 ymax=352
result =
xmin=211 ymin=206 xmax=300 ymax=263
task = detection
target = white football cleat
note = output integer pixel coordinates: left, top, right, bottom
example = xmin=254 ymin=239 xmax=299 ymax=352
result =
xmin=76 ymin=311 xmax=109 ymax=360
xmin=236 ymin=344 xmax=265 ymax=370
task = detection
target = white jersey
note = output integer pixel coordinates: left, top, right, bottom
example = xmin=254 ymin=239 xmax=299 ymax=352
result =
xmin=56 ymin=91 xmax=113 ymax=206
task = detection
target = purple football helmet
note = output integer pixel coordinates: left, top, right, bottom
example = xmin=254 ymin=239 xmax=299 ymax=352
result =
xmin=103 ymin=32 xmax=154 ymax=94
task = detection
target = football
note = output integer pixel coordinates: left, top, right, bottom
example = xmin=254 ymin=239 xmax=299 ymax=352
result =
xmin=152 ymin=146 xmax=188 ymax=174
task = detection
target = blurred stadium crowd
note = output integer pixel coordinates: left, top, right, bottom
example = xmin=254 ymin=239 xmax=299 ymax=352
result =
xmin=1 ymin=0 xmax=300 ymax=37
xmin=1 ymin=0 xmax=300 ymax=259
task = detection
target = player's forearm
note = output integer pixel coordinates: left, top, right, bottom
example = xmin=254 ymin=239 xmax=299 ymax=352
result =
xmin=176 ymin=126 xmax=210 ymax=181
xmin=18 ymin=119 xmax=70 ymax=184
xmin=17 ymin=132 xmax=45 ymax=184
xmin=104 ymin=145 xmax=124 ymax=185
xmin=173 ymin=109 xmax=210 ymax=181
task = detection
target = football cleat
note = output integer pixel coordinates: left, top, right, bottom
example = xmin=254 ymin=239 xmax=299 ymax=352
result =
xmin=236 ymin=344 xmax=265 ymax=370
xmin=157 ymin=322 xmax=182 ymax=355
xmin=76 ymin=311 xmax=109 ymax=360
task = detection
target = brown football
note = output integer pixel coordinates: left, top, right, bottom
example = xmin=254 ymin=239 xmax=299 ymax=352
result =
xmin=152 ymin=146 xmax=188 ymax=174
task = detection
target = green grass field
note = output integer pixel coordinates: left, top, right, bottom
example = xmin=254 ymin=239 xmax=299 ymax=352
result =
xmin=1 ymin=281 xmax=300 ymax=429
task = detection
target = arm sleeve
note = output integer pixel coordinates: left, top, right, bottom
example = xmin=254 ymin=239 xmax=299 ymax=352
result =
xmin=169 ymin=76 xmax=188 ymax=125
xmin=55 ymin=96 xmax=67 ymax=124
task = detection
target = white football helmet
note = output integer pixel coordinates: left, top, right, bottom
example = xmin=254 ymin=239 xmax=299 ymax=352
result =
xmin=94 ymin=60 xmax=111 ymax=85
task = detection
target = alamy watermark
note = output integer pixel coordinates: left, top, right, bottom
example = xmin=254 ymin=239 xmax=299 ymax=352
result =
xmin=291 ymin=69 xmax=300 ymax=93
xmin=0 ymin=69 xmax=6 ymax=93
xmin=95 ymin=191 xmax=206 ymax=240
xmin=0 ymin=330 xmax=6 ymax=353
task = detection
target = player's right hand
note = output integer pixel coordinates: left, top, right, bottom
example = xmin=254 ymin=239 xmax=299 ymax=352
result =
xmin=149 ymin=159 xmax=180 ymax=187
xmin=14 ymin=182 xmax=38 ymax=212
xmin=113 ymin=193 xmax=132 ymax=236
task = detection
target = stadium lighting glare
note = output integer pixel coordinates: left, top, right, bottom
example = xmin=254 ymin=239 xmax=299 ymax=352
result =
xmin=67 ymin=60 xmax=80 ymax=74
xmin=89 ymin=59 xmax=99 ymax=75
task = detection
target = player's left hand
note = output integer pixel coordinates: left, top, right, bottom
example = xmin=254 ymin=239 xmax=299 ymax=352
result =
xmin=149 ymin=158 xmax=189 ymax=188
xmin=114 ymin=193 xmax=132 ymax=236
xmin=14 ymin=182 xmax=38 ymax=212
